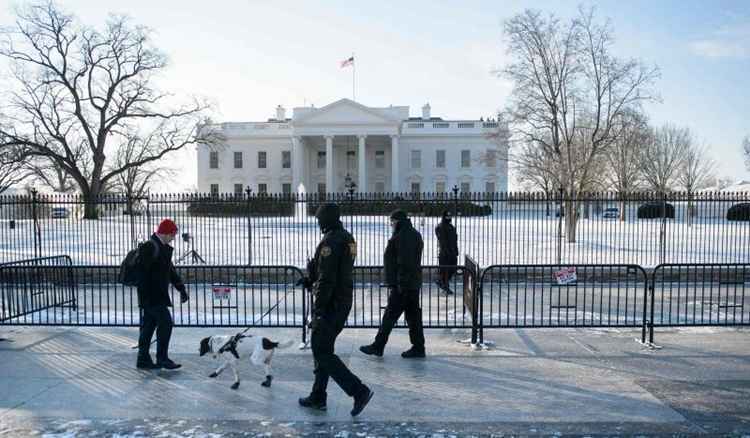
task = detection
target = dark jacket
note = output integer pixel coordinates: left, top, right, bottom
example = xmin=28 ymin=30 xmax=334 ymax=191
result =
xmin=435 ymin=219 xmax=458 ymax=261
xmin=309 ymin=221 xmax=356 ymax=321
xmin=136 ymin=234 xmax=185 ymax=308
xmin=384 ymin=218 xmax=424 ymax=291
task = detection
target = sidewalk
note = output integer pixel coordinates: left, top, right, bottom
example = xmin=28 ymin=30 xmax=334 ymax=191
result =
xmin=0 ymin=325 xmax=748 ymax=437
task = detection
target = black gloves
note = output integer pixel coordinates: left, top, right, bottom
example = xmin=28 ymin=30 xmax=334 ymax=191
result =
xmin=176 ymin=285 xmax=189 ymax=303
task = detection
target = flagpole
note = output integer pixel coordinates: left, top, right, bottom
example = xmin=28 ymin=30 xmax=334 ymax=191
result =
xmin=352 ymin=52 xmax=355 ymax=102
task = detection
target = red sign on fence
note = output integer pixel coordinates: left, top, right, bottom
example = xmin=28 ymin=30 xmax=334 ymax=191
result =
xmin=212 ymin=285 xmax=232 ymax=300
xmin=553 ymin=267 xmax=577 ymax=285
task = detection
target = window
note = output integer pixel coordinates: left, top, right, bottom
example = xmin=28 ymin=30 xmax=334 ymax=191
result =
xmin=436 ymin=150 xmax=446 ymax=168
xmin=282 ymin=151 xmax=291 ymax=169
xmin=375 ymin=151 xmax=385 ymax=169
xmin=486 ymin=149 xmax=497 ymax=168
xmin=282 ymin=183 xmax=292 ymax=194
xmin=317 ymin=183 xmax=326 ymax=194
xmin=461 ymin=150 xmax=471 ymax=168
xmin=485 ymin=182 xmax=496 ymax=193
xmin=258 ymin=183 xmax=267 ymax=194
xmin=210 ymin=184 xmax=219 ymax=195
xmin=234 ymin=183 xmax=244 ymax=195
xmin=233 ymin=152 xmax=243 ymax=169
xmin=410 ymin=150 xmax=421 ymax=169
xmin=411 ymin=182 xmax=420 ymax=193
xmin=375 ymin=181 xmax=385 ymax=193
xmin=317 ymin=151 xmax=326 ymax=169
xmin=346 ymin=150 xmax=356 ymax=169
xmin=436 ymin=182 xmax=446 ymax=193
xmin=461 ymin=182 xmax=471 ymax=193
xmin=209 ymin=151 xmax=219 ymax=169
xmin=258 ymin=151 xmax=267 ymax=169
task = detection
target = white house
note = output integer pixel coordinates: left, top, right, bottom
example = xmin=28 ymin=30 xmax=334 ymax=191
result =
xmin=197 ymin=99 xmax=509 ymax=195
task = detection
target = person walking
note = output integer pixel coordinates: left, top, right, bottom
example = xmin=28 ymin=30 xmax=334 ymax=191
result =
xmin=298 ymin=203 xmax=374 ymax=417
xmin=435 ymin=209 xmax=458 ymax=294
xmin=136 ymin=219 xmax=189 ymax=370
xmin=360 ymin=209 xmax=425 ymax=358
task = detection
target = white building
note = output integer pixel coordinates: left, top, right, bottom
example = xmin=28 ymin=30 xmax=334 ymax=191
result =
xmin=197 ymin=99 xmax=508 ymax=195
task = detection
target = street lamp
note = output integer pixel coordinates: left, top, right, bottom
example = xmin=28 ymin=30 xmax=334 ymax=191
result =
xmin=452 ymin=184 xmax=460 ymax=220
xmin=344 ymin=173 xmax=357 ymax=229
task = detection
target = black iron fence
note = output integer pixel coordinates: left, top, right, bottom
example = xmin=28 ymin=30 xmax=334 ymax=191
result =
xmin=0 ymin=259 xmax=747 ymax=344
xmin=0 ymin=256 xmax=76 ymax=322
xmin=646 ymin=263 xmax=749 ymax=342
xmin=1 ymin=191 xmax=748 ymax=267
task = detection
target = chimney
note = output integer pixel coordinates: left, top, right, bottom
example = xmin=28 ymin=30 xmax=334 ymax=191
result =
xmin=276 ymin=105 xmax=286 ymax=121
xmin=421 ymin=103 xmax=431 ymax=120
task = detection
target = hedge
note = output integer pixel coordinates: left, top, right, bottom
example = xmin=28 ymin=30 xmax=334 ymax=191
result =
xmin=306 ymin=199 xmax=492 ymax=217
xmin=637 ymin=202 xmax=675 ymax=219
xmin=186 ymin=196 xmax=294 ymax=217
xmin=727 ymin=203 xmax=750 ymax=221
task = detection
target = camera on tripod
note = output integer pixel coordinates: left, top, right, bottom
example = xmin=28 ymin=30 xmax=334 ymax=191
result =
xmin=176 ymin=231 xmax=205 ymax=264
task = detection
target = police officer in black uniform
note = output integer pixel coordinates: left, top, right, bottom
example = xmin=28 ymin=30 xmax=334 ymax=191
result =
xmin=360 ymin=209 xmax=426 ymax=358
xmin=299 ymin=203 xmax=374 ymax=417
xmin=435 ymin=209 xmax=458 ymax=293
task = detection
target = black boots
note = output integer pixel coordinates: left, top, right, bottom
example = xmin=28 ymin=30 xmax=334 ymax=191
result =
xmin=351 ymin=386 xmax=374 ymax=417
xmin=298 ymin=394 xmax=327 ymax=411
xmin=401 ymin=346 xmax=426 ymax=358
xmin=359 ymin=344 xmax=384 ymax=357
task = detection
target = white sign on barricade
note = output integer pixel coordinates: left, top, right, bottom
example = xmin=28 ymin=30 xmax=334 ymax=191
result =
xmin=212 ymin=285 xmax=232 ymax=300
xmin=553 ymin=267 xmax=577 ymax=285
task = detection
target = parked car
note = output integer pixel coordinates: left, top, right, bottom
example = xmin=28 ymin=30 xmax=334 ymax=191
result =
xmin=51 ymin=207 xmax=70 ymax=219
xmin=602 ymin=207 xmax=619 ymax=219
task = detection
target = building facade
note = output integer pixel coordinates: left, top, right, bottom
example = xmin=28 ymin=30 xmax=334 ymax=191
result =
xmin=197 ymin=99 xmax=508 ymax=195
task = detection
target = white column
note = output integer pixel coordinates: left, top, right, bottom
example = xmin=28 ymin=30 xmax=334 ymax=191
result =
xmin=292 ymin=136 xmax=303 ymax=193
xmin=391 ymin=135 xmax=400 ymax=192
xmin=325 ymin=135 xmax=334 ymax=193
xmin=358 ymin=135 xmax=367 ymax=193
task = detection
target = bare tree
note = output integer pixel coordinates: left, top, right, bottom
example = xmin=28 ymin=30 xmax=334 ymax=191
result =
xmin=639 ymin=124 xmax=690 ymax=193
xmin=110 ymin=133 xmax=176 ymax=213
xmin=604 ymin=110 xmax=649 ymax=220
xmin=501 ymin=7 xmax=658 ymax=243
xmin=0 ymin=2 xmax=220 ymax=218
xmin=677 ymin=141 xmax=716 ymax=224
xmin=743 ymin=135 xmax=750 ymax=172
xmin=0 ymin=145 xmax=31 ymax=193
xmin=25 ymin=157 xmax=76 ymax=192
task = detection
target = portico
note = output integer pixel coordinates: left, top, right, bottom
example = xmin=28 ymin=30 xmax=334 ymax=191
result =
xmin=290 ymin=99 xmax=403 ymax=193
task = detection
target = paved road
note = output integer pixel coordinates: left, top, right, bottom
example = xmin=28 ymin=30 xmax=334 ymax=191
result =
xmin=0 ymin=325 xmax=749 ymax=436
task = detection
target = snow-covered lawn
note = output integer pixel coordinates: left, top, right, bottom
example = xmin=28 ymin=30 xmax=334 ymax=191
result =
xmin=0 ymin=200 xmax=748 ymax=268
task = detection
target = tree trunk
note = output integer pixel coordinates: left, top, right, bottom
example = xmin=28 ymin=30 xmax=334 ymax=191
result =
xmin=619 ymin=199 xmax=626 ymax=222
xmin=565 ymin=199 xmax=578 ymax=243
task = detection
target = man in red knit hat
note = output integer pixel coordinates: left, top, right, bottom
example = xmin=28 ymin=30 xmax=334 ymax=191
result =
xmin=136 ymin=218 xmax=189 ymax=370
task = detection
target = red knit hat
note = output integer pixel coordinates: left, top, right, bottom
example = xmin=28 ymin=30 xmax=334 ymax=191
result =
xmin=156 ymin=219 xmax=178 ymax=235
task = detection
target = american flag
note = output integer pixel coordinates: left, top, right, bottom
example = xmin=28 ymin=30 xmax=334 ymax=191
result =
xmin=340 ymin=56 xmax=354 ymax=68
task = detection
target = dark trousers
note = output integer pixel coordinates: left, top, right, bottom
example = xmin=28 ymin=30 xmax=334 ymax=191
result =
xmin=137 ymin=305 xmax=173 ymax=363
xmin=439 ymin=254 xmax=458 ymax=286
xmin=311 ymin=317 xmax=365 ymax=400
xmin=374 ymin=289 xmax=425 ymax=350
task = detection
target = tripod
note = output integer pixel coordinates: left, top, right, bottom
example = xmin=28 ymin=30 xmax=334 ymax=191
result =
xmin=176 ymin=233 xmax=205 ymax=264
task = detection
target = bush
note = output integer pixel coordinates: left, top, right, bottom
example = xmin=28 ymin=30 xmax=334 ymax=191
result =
xmin=727 ymin=203 xmax=750 ymax=221
xmin=637 ymin=201 xmax=675 ymax=219
xmin=306 ymin=199 xmax=492 ymax=217
xmin=187 ymin=195 xmax=294 ymax=217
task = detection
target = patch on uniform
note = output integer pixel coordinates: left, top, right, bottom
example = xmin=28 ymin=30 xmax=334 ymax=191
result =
xmin=320 ymin=246 xmax=332 ymax=257
xmin=348 ymin=242 xmax=358 ymax=258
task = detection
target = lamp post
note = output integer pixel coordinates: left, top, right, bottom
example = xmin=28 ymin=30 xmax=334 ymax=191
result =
xmin=344 ymin=173 xmax=357 ymax=230
xmin=245 ymin=186 xmax=253 ymax=265
xmin=452 ymin=184 xmax=459 ymax=220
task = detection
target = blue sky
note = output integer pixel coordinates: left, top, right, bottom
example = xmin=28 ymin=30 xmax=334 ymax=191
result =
xmin=1 ymin=0 xmax=748 ymax=188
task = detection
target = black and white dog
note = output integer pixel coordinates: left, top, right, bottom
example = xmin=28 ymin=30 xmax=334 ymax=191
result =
xmin=199 ymin=333 xmax=293 ymax=390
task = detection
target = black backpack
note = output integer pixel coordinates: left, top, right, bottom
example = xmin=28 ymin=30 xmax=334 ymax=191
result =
xmin=119 ymin=239 xmax=159 ymax=287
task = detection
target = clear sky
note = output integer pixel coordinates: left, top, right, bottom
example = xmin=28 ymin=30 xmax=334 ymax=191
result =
xmin=1 ymin=0 xmax=748 ymax=190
